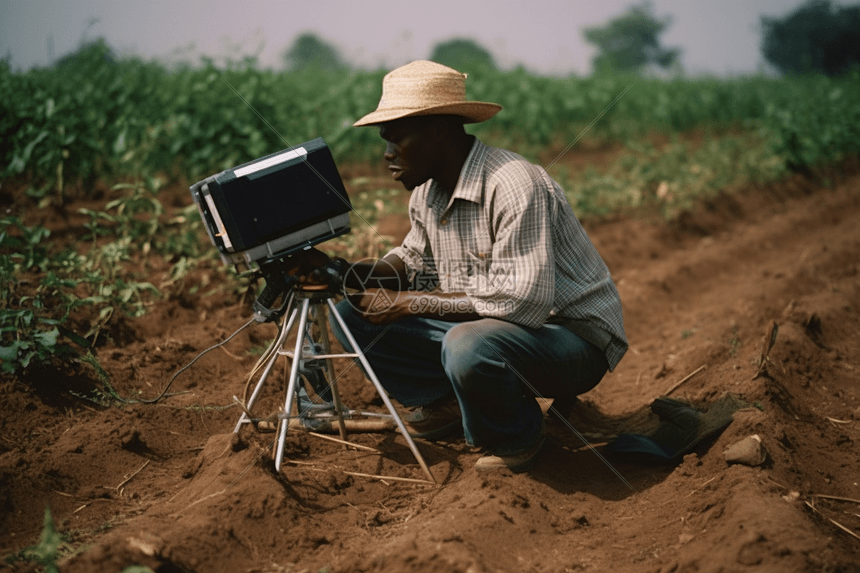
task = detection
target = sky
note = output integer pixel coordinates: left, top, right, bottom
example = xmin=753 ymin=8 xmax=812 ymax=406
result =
xmin=0 ymin=0 xmax=827 ymax=76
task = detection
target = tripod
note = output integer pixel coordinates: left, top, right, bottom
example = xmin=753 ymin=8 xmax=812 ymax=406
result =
xmin=233 ymin=284 xmax=436 ymax=484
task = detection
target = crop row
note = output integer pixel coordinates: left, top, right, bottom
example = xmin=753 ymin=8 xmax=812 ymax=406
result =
xmin=3 ymin=42 xmax=859 ymax=199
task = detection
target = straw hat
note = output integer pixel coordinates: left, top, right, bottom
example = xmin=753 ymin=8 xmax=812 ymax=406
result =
xmin=353 ymin=60 xmax=502 ymax=127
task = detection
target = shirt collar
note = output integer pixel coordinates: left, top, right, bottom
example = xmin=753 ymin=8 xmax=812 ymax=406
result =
xmin=448 ymin=137 xmax=487 ymax=205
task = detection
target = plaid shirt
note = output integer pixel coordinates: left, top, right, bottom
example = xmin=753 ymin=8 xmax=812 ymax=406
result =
xmin=388 ymin=138 xmax=628 ymax=369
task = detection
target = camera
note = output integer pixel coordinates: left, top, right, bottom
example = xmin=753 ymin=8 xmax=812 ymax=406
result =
xmin=190 ymin=137 xmax=352 ymax=267
xmin=190 ymin=137 xmax=352 ymax=320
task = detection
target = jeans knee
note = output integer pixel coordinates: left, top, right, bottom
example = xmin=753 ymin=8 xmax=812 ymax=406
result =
xmin=329 ymin=299 xmax=358 ymax=346
xmin=441 ymin=323 xmax=505 ymax=381
xmin=441 ymin=324 xmax=477 ymax=368
xmin=333 ymin=298 xmax=355 ymax=320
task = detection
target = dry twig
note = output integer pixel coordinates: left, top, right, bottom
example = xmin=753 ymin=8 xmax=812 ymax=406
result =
xmin=752 ymin=321 xmax=779 ymax=380
xmin=307 ymin=431 xmax=381 ymax=453
xmin=686 ymin=477 xmax=716 ymax=497
xmin=666 ymin=364 xmax=707 ymax=396
xmin=282 ymin=461 xmax=433 ymax=485
xmin=805 ymin=500 xmax=860 ymax=542
xmin=812 ymin=493 xmax=860 ymax=505
xmin=343 ymin=471 xmax=434 ymax=486
xmin=115 ymin=460 xmax=150 ymax=491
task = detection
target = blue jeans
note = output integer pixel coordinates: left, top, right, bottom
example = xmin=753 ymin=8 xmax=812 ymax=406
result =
xmin=329 ymin=300 xmax=608 ymax=455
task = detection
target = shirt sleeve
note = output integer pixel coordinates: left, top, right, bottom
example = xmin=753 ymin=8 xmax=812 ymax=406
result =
xmin=468 ymin=165 xmax=556 ymax=328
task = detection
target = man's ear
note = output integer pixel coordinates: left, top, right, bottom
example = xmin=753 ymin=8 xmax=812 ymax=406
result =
xmin=428 ymin=115 xmax=462 ymax=142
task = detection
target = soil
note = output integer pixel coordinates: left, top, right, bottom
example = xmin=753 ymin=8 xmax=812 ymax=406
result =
xmin=2 ymin=159 xmax=860 ymax=573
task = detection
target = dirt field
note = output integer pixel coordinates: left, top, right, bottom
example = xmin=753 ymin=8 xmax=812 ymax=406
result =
xmin=2 ymin=160 xmax=859 ymax=573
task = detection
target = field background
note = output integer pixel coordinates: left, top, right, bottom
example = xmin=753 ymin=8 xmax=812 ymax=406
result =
xmin=2 ymin=45 xmax=860 ymax=573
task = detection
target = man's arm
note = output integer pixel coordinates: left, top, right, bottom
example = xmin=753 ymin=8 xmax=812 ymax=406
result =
xmin=341 ymin=253 xmax=480 ymax=324
xmin=288 ymin=249 xmax=481 ymax=324
xmin=347 ymin=288 xmax=481 ymax=325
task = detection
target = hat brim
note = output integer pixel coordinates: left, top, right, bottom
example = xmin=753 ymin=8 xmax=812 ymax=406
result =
xmin=353 ymin=101 xmax=502 ymax=127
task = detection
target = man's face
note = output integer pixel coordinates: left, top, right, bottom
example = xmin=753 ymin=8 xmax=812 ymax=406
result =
xmin=378 ymin=116 xmax=441 ymax=191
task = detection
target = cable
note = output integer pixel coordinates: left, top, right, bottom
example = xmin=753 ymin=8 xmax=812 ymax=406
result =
xmin=124 ymin=317 xmax=257 ymax=404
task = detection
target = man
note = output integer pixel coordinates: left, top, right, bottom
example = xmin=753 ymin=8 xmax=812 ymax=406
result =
xmin=329 ymin=60 xmax=627 ymax=472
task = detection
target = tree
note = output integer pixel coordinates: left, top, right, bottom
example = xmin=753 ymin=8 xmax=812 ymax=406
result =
xmin=582 ymin=2 xmax=680 ymax=74
xmin=429 ymin=38 xmax=497 ymax=71
xmin=53 ymin=38 xmax=116 ymax=71
xmin=761 ymin=0 xmax=860 ymax=76
xmin=282 ymin=33 xmax=346 ymax=71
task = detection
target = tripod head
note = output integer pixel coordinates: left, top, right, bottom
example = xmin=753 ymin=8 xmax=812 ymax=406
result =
xmin=252 ymin=252 xmax=347 ymax=323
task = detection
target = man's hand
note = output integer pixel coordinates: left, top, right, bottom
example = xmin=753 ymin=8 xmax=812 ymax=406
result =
xmin=346 ymin=288 xmax=408 ymax=325
xmin=281 ymin=248 xmax=333 ymax=283
xmin=347 ymin=289 xmax=481 ymax=325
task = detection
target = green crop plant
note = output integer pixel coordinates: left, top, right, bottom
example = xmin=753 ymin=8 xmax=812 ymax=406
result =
xmin=3 ymin=508 xmax=68 ymax=572
xmin=0 ymin=212 xmax=161 ymax=373
xmin=729 ymin=326 xmax=742 ymax=358
xmin=5 ymin=48 xmax=859 ymax=197
xmin=563 ymin=131 xmax=787 ymax=220
xmin=0 ymin=216 xmax=51 ymax=271
xmin=764 ymin=70 xmax=860 ymax=172
xmin=0 ymin=309 xmax=68 ymax=373
xmin=2 ymin=506 xmax=151 ymax=572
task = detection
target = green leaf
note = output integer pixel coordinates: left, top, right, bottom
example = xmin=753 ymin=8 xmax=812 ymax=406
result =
xmin=10 ymin=131 xmax=50 ymax=174
xmin=33 ymin=327 xmax=60 ymax=349
xmin=113 ymin=128 xmax=127 ymax=155
xmin=0 ymin=343 xmax=20 ymax=362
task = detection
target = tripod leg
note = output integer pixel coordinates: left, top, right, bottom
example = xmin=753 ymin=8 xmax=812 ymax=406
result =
xmin=312 ymin=304 xmax=348 ymax=441
xmin=275 ymin=297 xmax=311 ymax=471
xmin=233 ymin=298 xmax=298 ymax=433
xmin=326 ymin=298 xmax=436 ymax=484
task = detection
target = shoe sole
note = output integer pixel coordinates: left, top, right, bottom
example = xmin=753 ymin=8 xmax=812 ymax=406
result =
xmin=475 ymin=436 xmax=546 ymax=473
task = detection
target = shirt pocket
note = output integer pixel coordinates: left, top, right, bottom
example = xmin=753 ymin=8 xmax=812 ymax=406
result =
xmin=466 ymin=244 xmax=493 ymax=294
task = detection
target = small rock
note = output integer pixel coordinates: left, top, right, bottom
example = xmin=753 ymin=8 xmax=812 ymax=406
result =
xmin=678 ymin=532 xmax=695 ymax=545
xmin=127 ymin=533 xmax=163 ymax=556
xmin=723 ymin=434 xmax=767 ymax=466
